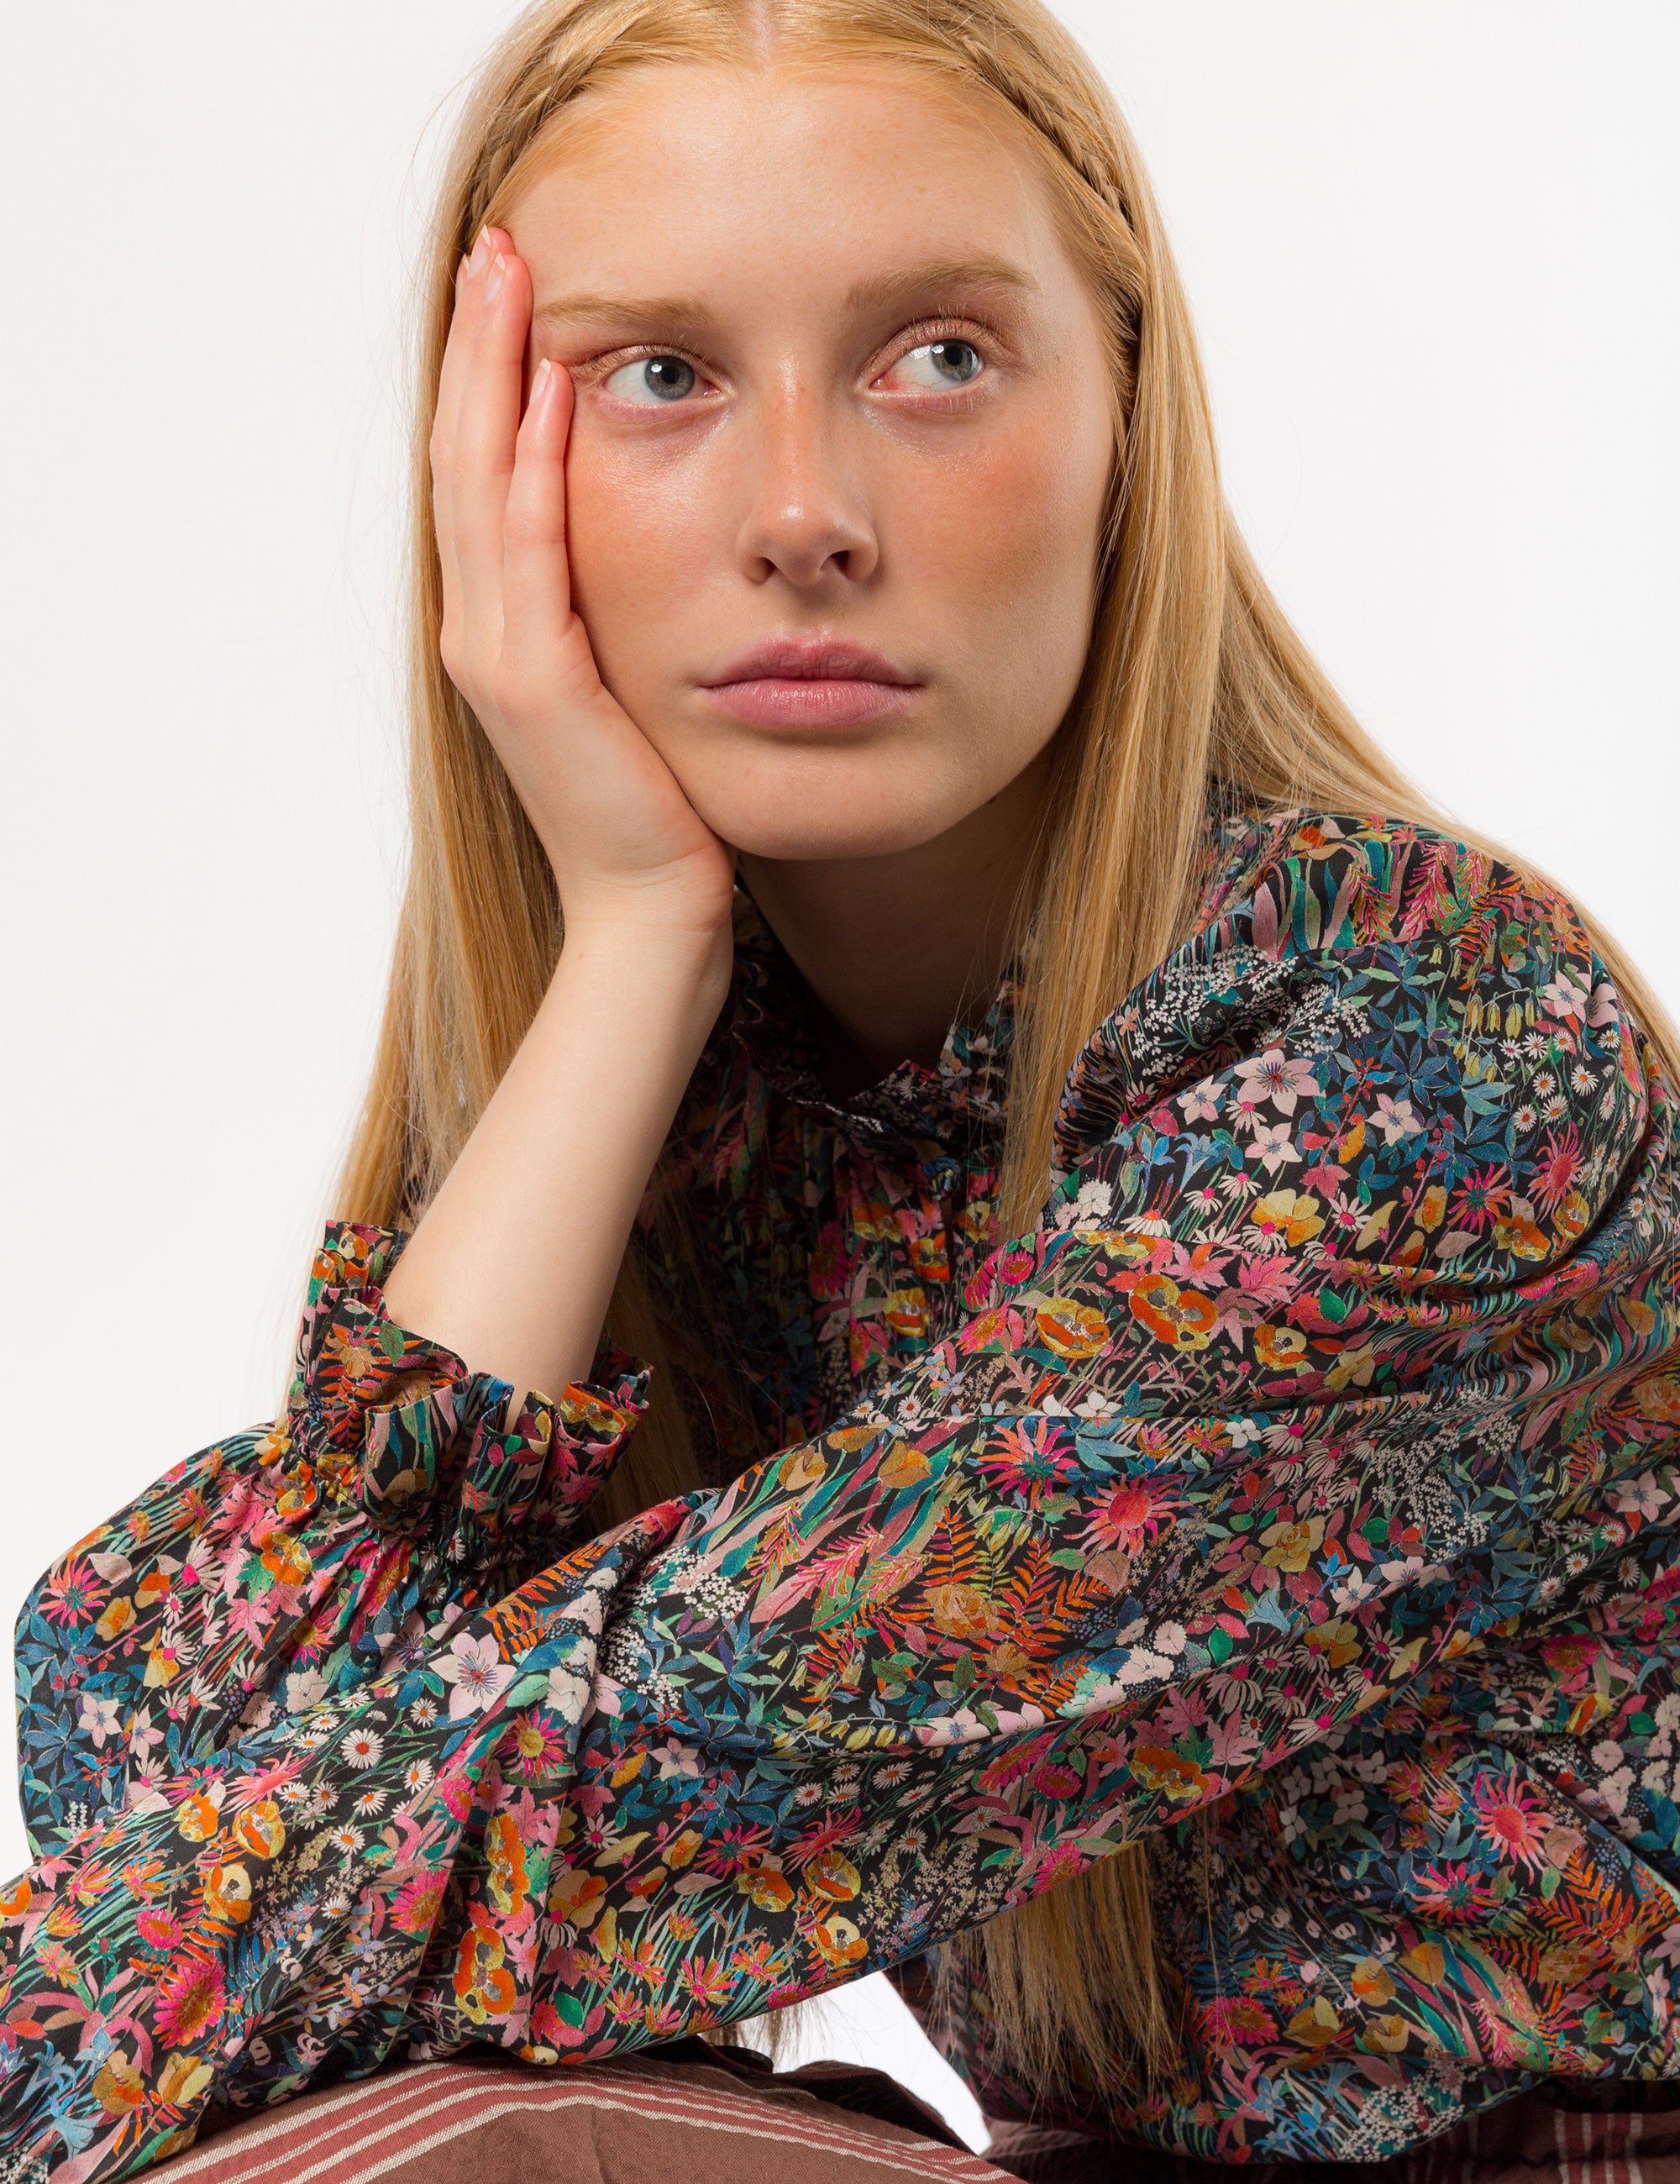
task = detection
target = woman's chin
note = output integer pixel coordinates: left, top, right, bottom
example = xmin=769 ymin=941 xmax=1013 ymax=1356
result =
xmin=681 ymin=765 xmax=978 ymax=867
xmin=697 ymin=800 xmax=966 ymax=865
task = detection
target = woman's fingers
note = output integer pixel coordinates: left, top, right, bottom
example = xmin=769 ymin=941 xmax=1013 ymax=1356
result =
xmin=450 ymin=240 xmax=532 ymax=691
xmin=500 ymin=357 xmax=599 ymax=721
xmin=431 ymin=226 xmax=503 ymax=685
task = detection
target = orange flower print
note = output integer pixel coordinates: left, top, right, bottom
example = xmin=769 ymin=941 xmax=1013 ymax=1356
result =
xmin=1492 ymin=1198 xmax=1550 ymax=1262
xmin=453 ymin=1919 xmax=517 ymax=2024
xmin=1254 ymin=1323 xmax=1309 ymax=1371
xmin=806 ymin=1849 xmax=862 ymax=1901
xmin=486 ymin=1812 xmax=531 ymax=1918
xmin=175 ymin=1792 xmax=222 ymax=1843
xmin=234 ymin=1799 xmax=286 ymax=1861
xmin=909 ymin=1232 xmax=950 ymax=1281
xmin=926 ymin=1583 xmax=995 ymax=1643
xmin=1128 ymin=1745 xmax=1209 ymax=1803
xmin=202 ymin=1862 xmax=251 ymax=1928
xmin=810 ymin=1913 xmax=869 ymax=1974
xmin=883 ymin=1288 xmax=930 ymax=1343
xmin=1128 ymin=1276 xmax=1216 ymax=1351
xmin=1036 ymin=1297 xmax=1110 ymax=1360
xmin=92 ymin=2049 xmax=144 ymax=2119
xmin=735 ymin=1857 xmax=795 ymax=1914
xmin=259 ymin=1531 xmax=311 ymax=1590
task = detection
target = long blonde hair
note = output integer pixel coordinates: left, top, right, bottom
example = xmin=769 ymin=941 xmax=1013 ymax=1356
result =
xmin=338 ymin=0 xmax=1678 ymax=2094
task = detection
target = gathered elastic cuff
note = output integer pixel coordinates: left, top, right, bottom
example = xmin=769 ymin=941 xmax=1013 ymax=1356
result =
xmin=279 ymin=1221 xmax=649 ymax=1545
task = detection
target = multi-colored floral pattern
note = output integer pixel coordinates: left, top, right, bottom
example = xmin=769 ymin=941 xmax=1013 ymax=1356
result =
xmin=5 ymin=805 xmax=1680 ymax=2181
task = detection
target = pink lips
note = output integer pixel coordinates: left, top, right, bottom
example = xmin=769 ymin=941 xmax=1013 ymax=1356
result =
xmin=700 ymin=638 xmax=921 ymax=730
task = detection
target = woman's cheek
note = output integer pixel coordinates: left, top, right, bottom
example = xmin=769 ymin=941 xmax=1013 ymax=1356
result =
xmin=906 ymin=421 xmax=1104 ymax=669
xmin=564 ymin=437 xmax=710 ymax=694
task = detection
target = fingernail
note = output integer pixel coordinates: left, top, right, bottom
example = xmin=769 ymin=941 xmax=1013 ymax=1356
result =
xmin=467 ymin=227 xmax=492 ymax=276
xmin=531 ymin=357 xmax=553 ymax=402
xmin=485 ymin=251 xmax=507 ymax=305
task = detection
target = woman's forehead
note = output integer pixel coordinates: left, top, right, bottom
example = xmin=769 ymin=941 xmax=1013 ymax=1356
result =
xmin=508 ymin=60 xmax=1073 ymax=323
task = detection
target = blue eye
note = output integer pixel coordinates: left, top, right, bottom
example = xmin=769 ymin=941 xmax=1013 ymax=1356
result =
xmin=889 ymin=339 xmax=984 ymax=391
xmin=603 ymin=354 xmax=699 ymax=404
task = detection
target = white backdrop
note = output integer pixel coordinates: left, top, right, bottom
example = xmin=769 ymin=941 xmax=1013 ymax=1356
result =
xmin=2 ymin=3 xmax=1675 ymax=2150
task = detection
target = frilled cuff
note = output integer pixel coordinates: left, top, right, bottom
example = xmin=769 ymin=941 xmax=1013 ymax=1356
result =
xmin=276 ymin=1221 xmax=649 ymax=1546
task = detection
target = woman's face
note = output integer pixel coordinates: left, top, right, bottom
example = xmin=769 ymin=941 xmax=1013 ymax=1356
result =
xmin=510 ymin=60 xmax=1115 ymax=863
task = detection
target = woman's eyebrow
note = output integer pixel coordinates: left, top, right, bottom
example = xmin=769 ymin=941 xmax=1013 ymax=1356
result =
xmin=533 ymin=256 xmax=1040 ymax=333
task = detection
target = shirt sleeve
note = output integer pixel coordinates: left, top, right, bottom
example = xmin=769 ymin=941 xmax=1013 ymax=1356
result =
xmin=13 ymin=1221 xmax=648 ymax=1856
xmin=3 ymin=819 xmax=1672 ymax=2180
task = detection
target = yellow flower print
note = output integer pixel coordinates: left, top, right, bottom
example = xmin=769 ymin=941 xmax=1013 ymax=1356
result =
xmin=1303 ymin=1617 xmax=1361 ymax=1668
xmin=1260 ymin=1517 xmax=1325 ymax=1572
xmin=1286 ymin=1997 xmax=1343 ymax=2050
xmin=1250 ymin=1190 xmax=1324 ymax=1247
xmin=811 ymin=1913 xmax=868 ymax=1974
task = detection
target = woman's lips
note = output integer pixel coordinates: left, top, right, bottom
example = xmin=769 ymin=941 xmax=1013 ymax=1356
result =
xmin=701 ymin=675 xmax=920 ymax=729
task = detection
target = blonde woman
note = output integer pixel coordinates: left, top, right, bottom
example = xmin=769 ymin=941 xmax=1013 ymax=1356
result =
xmin=6 ymin=4 xmax=1680 ymax=2181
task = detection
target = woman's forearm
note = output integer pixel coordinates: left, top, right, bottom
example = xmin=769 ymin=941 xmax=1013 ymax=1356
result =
xmin=381 ymin=924 xmax=727 ymax=1403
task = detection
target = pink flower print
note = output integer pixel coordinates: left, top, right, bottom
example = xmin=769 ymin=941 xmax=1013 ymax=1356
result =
xmin=651 ymin=1736 xmax=702 ymax=1781
xmin=1611 ymin=1472 xmax=1667 ymax=1522
xmin=1233 ymin=1047 xmax=1321 ymax=1117
xmin=1372 ymin=1093 xmax=1423 ymax=1146
xmin=1247 ymin=1123 xmax=1299 ymax=1174
xmin=434 ymin=1630 xmax=515 ymax=1719
xmin=78 ymin=1693 xmax=122 ymax=1748
xmin=1542 ymin=971 xmax=1590 ymax=1022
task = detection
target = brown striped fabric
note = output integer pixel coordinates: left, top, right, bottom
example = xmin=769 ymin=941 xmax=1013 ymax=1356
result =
xmin=165 ymin=2052 xmax=1680 ymax=2184
xmin=172 ymin=2047 xmax=1015 ymax=2184
xmin=988 ymin=2090 xmax=1680 ymax=2183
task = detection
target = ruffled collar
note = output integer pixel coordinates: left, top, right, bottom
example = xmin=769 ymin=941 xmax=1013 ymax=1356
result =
xmin=722 ymin=888 xmax=1015 ymax=1154
xmin=715 ymin=785 xmax=1270 ymax=1158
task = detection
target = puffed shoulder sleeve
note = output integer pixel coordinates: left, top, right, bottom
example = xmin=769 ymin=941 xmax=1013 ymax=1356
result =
xmin=13 ymin=1221 xmax=648 ymax=1856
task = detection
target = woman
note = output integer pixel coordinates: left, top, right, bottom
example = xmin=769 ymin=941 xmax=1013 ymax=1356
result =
xmin=5 ymin=2 xmax=1679 ymax=2180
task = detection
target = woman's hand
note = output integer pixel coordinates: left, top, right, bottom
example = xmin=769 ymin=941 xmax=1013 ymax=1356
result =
xmin=381 ymin=228 xmax=740 ymax=1399
xmin=433 ymin=227 xmax=736 ymax=959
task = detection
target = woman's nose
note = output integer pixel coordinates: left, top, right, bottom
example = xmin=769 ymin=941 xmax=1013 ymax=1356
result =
xmin=732 ymin=389 xmax=879 ymax=588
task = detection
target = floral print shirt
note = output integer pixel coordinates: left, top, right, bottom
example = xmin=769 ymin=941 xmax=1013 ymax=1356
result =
xmin=6 ymin=804 xmax=1680 ymax=2181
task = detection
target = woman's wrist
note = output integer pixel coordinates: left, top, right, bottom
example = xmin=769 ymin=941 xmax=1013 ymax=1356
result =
xmin=379 ymin=904 xmax=732 ymax=1403
xmin=548 ymin=900 xmax=734 ymax=1052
